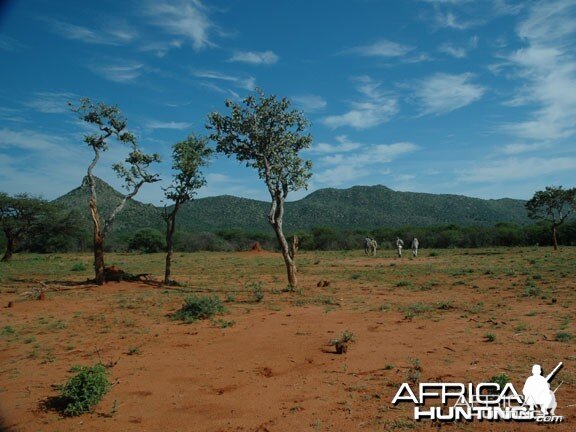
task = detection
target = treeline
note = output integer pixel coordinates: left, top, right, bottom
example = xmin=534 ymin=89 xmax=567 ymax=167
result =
xmin=5 ymin=220 xmax=576 ymax=254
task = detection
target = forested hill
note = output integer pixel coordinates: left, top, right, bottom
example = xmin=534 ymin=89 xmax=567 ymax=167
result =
xmin=54 ymin=178 xmax=530 ymax=236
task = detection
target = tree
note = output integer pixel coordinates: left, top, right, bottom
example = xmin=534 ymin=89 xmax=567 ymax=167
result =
xmin=129 ymin=228 xmax=165 ymax=253
xmin=163 ymin=135 xmax=212 ymax=284
xmin=525 ymin=186 xmax=576 ymax=250
xmin=70 ymin=98 xmax=161 ymax=284
xmin=207 ymin=89 xmax=312 ymax=287
xmin=0 ymin=193 xmax=51 ymax=261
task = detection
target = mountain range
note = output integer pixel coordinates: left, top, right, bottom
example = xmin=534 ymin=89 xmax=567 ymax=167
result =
xmin=54 ymin=177 xmax=530 ymax=237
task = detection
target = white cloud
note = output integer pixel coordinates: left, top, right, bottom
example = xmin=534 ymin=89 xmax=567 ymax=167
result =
xmin=438 ymin=37 xmax=478 ymax=58
xmin=144 ymin=0 xmax=215 ymax=51
xmin=293 ymin=95 xmax=327 ymax=112
xmin=309 ymin=135 xmax=361 ymax=154
xmin=322 ymin=76 xmax=398 ymax=129
xmin=415 ymin=72 xmax=485 ymax=115
xmin=502 ymin=0 xmax=576 ymax=141
xmin=229 ymin=50 xmax=279 ymax=65
xmin=459 ymin=156 xmax=576 ymax=182
xmin=314 ymin=140 xmax=418 ymax=186
xmin=48 ymin=19 xmax=138 ymax=45
xmin=194 ymin=70 xmax=256 ymax=91
xmin=91 ymin=63 xmax=144 ymax=83
xmin=25 ymin=92 xmax=76 ymax=114
xmin=145 ymin=120 xmax=192 ymax=130
xmin=0 ymin=35 xmax=25 ymax=51
xmin=345 ymin=39 xmax=413 ymax=57
xmin=500 ymin=142 xmax=551 ymax=155
xmin=0 ymin=128 xmax=63 ymax=151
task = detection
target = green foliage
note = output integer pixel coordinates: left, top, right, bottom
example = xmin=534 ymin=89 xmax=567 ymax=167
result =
xmin=129 ymin=228 xmax=165 ymax=253
xmin=525 ymin=186 xmax=576 ymax=225
xmin=490 ymin=373 xmax=509 ymax=392
xmin=174 ymin=295 xmax=226 ymax=323
xmin=59 ymin=363 xmax=110 ymax=416
xmin=330 ymin=330 xmax=355 ymax=353
xmin=71 ymin=262 xmax=88 ymax=272
xmin=556 ymin=332 xmax=573 ymax=342
xmin=207 ymin=88 xmax=313 ymax=200
xmin=247 ymin=282 xmax=264 ymax=302
xmin=485 ymin=333 xmax=496 ymax=342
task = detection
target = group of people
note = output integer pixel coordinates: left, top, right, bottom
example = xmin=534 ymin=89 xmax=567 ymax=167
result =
xmin=363 ymin=236 xmax=419 ymax=258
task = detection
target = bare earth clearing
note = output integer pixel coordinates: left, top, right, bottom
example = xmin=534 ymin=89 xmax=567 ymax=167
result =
xmin=0 ymin=248 xmax=575 ymax=431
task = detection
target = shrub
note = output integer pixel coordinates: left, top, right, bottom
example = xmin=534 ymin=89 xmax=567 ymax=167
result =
xmin=247 ymin=282 xmax=264 ymax=303
xmin=174 ymin=295 xmax=226 ymax=323
xmin=70 ymin=262 xmax=87 ymax=272
xmin=330 ymin=330 xmax=355 ymax=354
xmin=59 ymin=364 xmax=110 ymax=416
xmin=489 ymin=373 xmax=509 ymax=393
xmin=556 ymin=332 xmax=573 ymax=342
xmin=128 ymin=228 xmax=165 ymax=253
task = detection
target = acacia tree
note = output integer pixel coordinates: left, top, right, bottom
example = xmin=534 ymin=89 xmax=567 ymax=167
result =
xmin=525 ymin=186 xmax=576 ymax=250
xmin=207 ymin=89 xmax=312 ymax=287
xmin=163 ymin=135 xmax=212 ymax=284
xmin=71 ymin=98 xmax=161 ymax=284
xmin=0 ymin=193 xmax=50 ymax=262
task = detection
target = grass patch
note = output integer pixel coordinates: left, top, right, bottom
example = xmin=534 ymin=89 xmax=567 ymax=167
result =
xmin=173 ymin=294 xmax=226 ymax=323
xmin=57 ymin=364 xmax=110 ymax=416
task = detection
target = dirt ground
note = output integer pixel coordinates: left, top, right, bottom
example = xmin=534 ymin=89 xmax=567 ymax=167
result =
xmin=0 ymin=248 xmax=575 ymax=431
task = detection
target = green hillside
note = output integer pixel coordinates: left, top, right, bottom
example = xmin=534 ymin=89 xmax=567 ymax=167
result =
xmin=53 ymin=178 xmax=530 ymax=237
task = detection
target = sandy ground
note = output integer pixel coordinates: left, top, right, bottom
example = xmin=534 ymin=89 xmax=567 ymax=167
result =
xmin=0 ymin=250 xmax=575 ymax=431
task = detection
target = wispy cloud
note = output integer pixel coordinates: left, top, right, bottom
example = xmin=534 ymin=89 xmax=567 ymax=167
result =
xmin=314 ymin=138 xmax=418 ymax=186
xmin=415 ymin=72 xmax=485 ymax=115
xmin=293 ymin=95 xmax=327 ymax=113
xmin=91 ymin=63 xmax=144 ymax=83
xmin=25 ymin=92 xmax=76 ymax=114
xmin=144 ymin=0 xmax=215 ymax=51
xmin=500 ymin=142 xmax=551 ymax=155
xmin=344 ymin=39 xmax=413 ymax=57
xmin=0 ymin=128 xmax=63 ymax=151
xmin=229 ymin=50 xmax=279 ymax=65
xmin=501 ymin=0 xmax=576 ymax=141
xmin=438 ymin=36 xmax=478 ymax=58
xmin=308 ymin=135 xmax=361 ymax=154
xmin=47 ymin=19 xmax=138 ymax=45
xmin=322 ymin=76 xmax=398 ymax=129
xmin=145 ymin=120 xmax=193 ymax=130
xmin=0 ymin=35 xmax=25 ymax=51
xmin=194 ymin=70 xmax=256 ymax=91
xmin=458 ymin=156 xmax=576 ymax=182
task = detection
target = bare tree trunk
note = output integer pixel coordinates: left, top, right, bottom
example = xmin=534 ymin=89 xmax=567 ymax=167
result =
xmin=268 ymin=195 xmax=297 ymax=287
xmin=164 ymin=215 xmax=175 ymax=285
xmin=93 ymin=230 xmax=105 ymax=285
xmin=552 ymin=224 xmax=558 ymax=250
xmin=1 ymin=235 xmax=15 ymax=262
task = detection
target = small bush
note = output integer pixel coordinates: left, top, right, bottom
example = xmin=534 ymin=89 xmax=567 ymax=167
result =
xmin=174 ymin=295 xmax=226 ymax=323
xmin=59 ymin=364 xmax=110 ymax=416
xmin=556 ymin=332 xmax=573 ymax=342
xmin=247 ymin=282 xmax=264 ymax=303
xmin=485 ymin=333 xmax=496 ymax=342
xmin=489 ymin=373 xmax=509 ymax=393
xmin=330 ymin=330 xmax=355 ymax=354
xmin=70 ymin=262 xmax=87 ymax=272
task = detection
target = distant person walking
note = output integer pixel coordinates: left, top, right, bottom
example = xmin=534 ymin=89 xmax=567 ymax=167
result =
xmin=411 ymin=237 xmax=419 ymax=257
xmin=396 ymin=237 xmax=404 ymax=258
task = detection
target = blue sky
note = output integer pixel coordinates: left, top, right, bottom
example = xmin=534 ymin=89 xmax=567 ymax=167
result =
xmin=1 ymin=0 xmax=575 ymax=204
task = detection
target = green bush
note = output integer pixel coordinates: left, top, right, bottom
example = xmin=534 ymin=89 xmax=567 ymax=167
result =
xmin=59 ymin=364 xmax=110 ymax=416
xmin=128 ymin=228 xmax=165 ymax=253
xmin=247 ymin=282 xmax=264 ymax=303
xmin=70 ymin=262 xmax=87 ymax=272
xmin=489 ymin=373 xmax=509 ymax=393
xmin=174 ymin=295 xmax=226 ymax=323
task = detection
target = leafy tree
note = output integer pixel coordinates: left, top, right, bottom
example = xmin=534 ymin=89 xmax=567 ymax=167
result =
xmin=207 ymin=89 xmax=312 ymax=287
xmin=0 ymin=193 xmax=51 ymax=261
xmin=525 ymin=186 xmax=576 ymax=250
xmin=70 ymin=98 xmax=160 ymax=284
xmin=129 ymin=228 xmax=165 ymax=253
xmin=162 ymin=135 xmax=212 ymax=284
